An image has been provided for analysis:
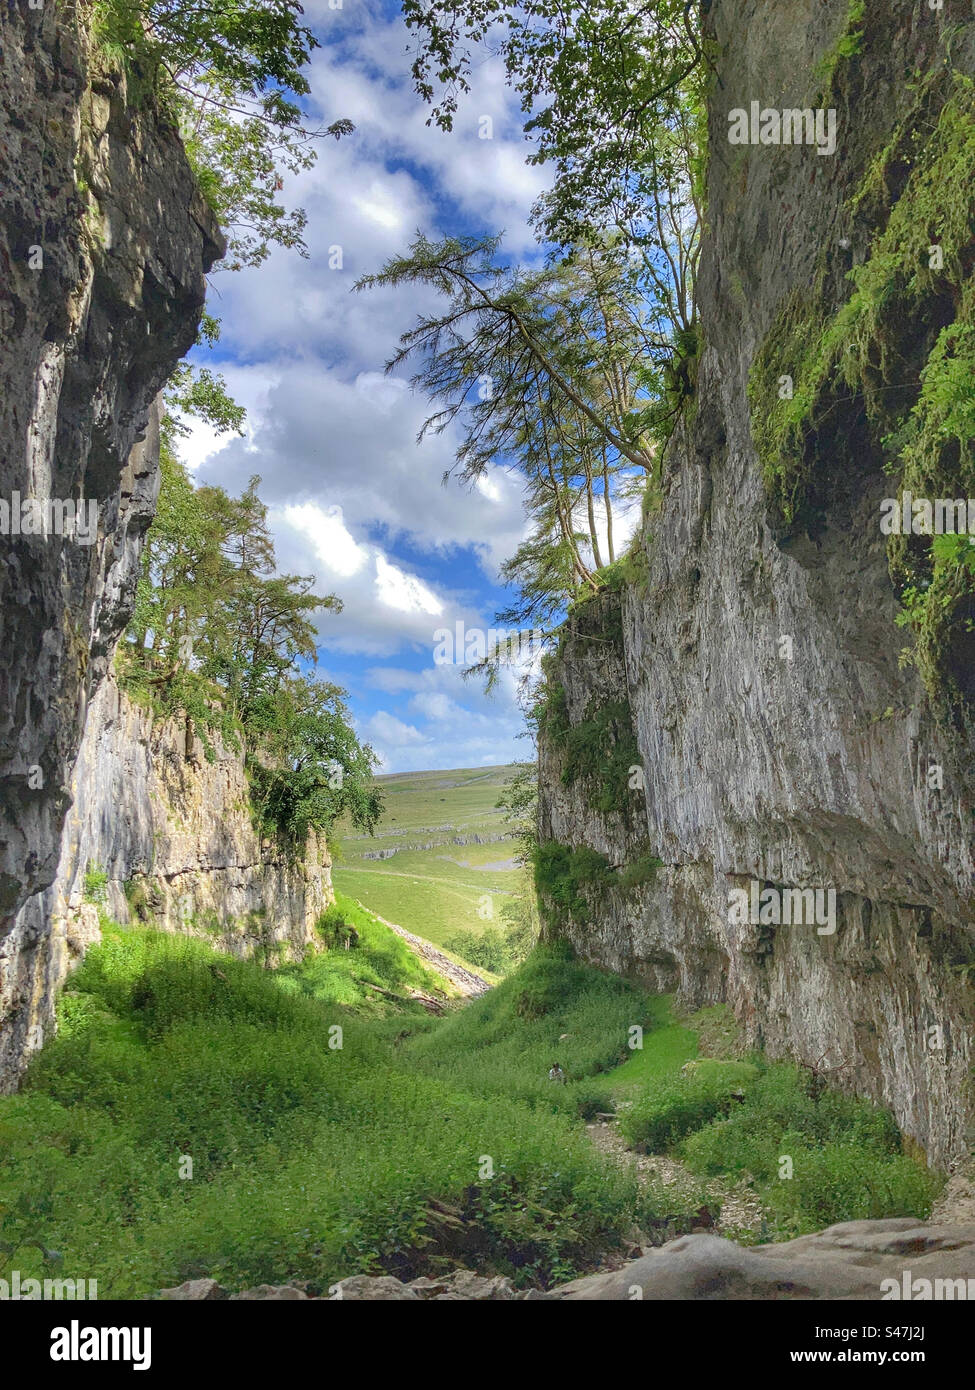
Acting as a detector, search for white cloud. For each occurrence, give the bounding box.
[374,553,444,616]
[278,501,369,578]
[196,364,528,583]
[409,690,462,722]
[366,710,428,747]
[179,4,551,771]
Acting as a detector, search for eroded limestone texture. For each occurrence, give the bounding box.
[537,0,975,1168]
[0,8,223,1084]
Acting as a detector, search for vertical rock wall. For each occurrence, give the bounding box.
[0,674,332,1089]
[537,0,975,1169]
[0,7,227,1085]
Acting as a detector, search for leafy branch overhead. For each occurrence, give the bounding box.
[90,0,355,271]
[359,1,703,633]
[401,0,705,255]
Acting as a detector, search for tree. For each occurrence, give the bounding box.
[401,0,705,268]
[91,2,354,422]
[399,0,705,445]
[248,678,384,846]
[362,5,706,638]
[121,462,381,847]
[357,234,657,626]
[90,0,352,263]
[497,761,538,867]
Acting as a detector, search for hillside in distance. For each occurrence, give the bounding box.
[332,764,526,947]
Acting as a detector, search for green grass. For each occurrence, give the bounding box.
[603,1009,941,1241]
[617,1062,762,1151]
[0,924,943,1298]
[0,930,661,1297]
[332,765,525,947]
[677,1063,939,1237]
[282,893,447,1006]
[597,995,697,1090]
[401,942,657,1119]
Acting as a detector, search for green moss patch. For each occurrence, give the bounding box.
[748,73,975,710]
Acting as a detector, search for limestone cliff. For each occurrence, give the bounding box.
[537,0,975,1169]
[0,9,324,1088]
[6,674,331,1066]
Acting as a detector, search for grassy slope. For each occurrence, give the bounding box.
[332,765,525,947]
[601,999,941,1239]
[0,927,652,1297]
[0,922,940,1299]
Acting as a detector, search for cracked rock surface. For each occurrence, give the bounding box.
[0,7,223,1087]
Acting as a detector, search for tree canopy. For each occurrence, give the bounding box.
[360,2,706,638]
[120,453,382,847]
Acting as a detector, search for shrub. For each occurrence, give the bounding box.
[675,1062,937,1239]
[617,1062,760,1151]
[443,922,530,975]
[532,840,615,927]
[83,865,109,905]
[765,1144,940,1235]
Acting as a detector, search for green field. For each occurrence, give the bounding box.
[332,764,527,946]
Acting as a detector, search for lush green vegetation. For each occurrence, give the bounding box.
[0,935,660,1296]
[607,1005,941,1241]
[119,455,382,850]
[679,1064,937,1236]
[532,839,662,932]
[402,942,653,1119]
[748,68,975,710]
[288,893,446,1008]
[0,924,941,1297]
[617,1061,763,1151]
[89,0,351,271]
[443,911,534,976]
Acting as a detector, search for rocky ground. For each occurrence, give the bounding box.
[930,1164,975,1226]
[585,1114,766,1243]
[373,911,492,998]
[159,1218,975,1301]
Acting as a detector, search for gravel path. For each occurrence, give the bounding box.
[586,1114,765,1242]
[369,909,492,998]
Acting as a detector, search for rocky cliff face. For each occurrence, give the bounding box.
[0,10,315,1088]
[68,680,331,957]
[538,0,975,1169]
[0,675,331,1087]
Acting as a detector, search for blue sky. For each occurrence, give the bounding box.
[182,0,557,772]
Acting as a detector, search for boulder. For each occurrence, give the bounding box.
[548,1220,975,1300]
[158,1279,228,1301]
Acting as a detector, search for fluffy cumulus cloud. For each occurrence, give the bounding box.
[184,3,549,770]
[360,662,531,772]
